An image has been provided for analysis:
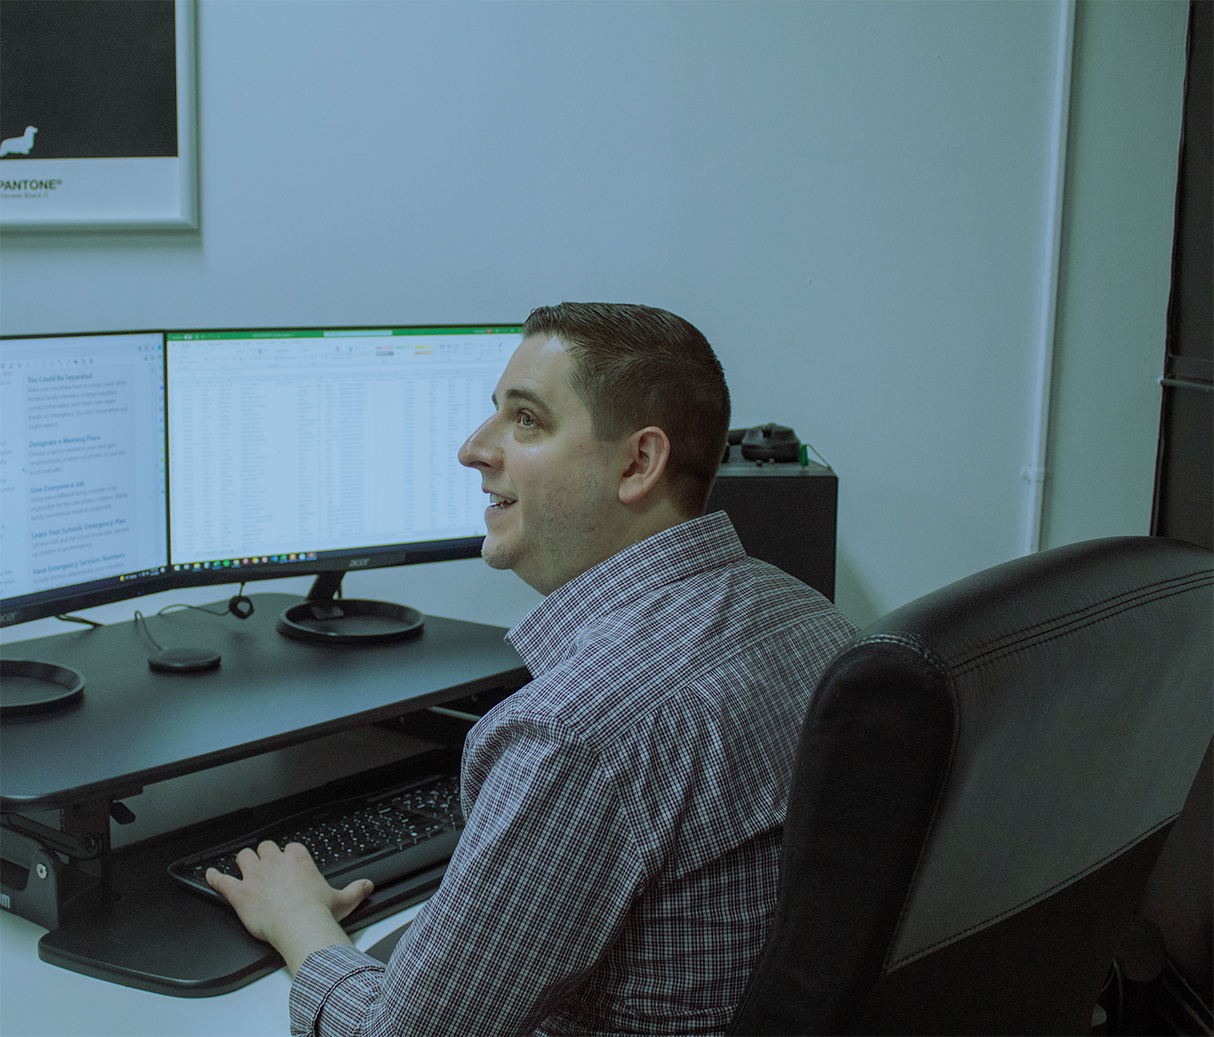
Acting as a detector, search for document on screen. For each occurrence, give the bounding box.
[0,333,168,602]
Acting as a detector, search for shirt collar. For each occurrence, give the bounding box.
[506,510,744,677]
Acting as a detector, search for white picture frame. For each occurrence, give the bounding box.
[0,0,197,232]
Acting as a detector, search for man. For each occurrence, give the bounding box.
[209,302,857,1035]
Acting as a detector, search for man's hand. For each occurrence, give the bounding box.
[206,841,373,976]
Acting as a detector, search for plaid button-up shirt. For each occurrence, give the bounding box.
[291,512,856,1036]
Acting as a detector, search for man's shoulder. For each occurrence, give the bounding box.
[619,550,853,656]
[485,553,855,745]
[461,553,857,879]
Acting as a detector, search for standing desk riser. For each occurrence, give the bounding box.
[0,593,529,995]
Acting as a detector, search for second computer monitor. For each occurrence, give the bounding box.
[164,325,521,589]
[1,330,170,625]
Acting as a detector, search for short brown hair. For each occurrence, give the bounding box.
[522,302,730,517]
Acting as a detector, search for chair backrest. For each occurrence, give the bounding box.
[730,536,1213,1035]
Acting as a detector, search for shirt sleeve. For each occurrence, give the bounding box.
[289,944,385,1037]
[289,714,646,1037]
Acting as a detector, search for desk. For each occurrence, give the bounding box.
[0,594,528,999]
[0,902,426,1037]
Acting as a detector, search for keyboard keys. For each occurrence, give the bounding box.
[168,773,463,902]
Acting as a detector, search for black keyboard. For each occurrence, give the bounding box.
[168,773,464,903]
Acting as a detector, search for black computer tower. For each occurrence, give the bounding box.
[706,456,838,601]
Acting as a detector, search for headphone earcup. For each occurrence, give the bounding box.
[228,595,254,620]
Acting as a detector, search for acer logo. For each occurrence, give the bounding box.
[348,558,371,568]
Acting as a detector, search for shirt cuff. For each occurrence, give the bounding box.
[289,943,386,1037]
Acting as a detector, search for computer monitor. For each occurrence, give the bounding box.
[163,324,520,641]
[1,331,171,626]
[1,324,521,638]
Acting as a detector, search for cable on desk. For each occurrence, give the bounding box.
[54,613,104,628]
[151,583,255,621]
[133,611,166,653]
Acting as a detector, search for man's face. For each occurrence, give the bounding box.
[458,335,628,594]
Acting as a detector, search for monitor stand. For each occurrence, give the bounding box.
[0,659,86,720]
[275,572,425,645]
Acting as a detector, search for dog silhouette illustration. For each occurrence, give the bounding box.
[1,127,38,156]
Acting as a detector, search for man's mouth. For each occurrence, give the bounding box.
[488,493,516,510]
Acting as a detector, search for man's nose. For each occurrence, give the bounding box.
[459,416,497,469]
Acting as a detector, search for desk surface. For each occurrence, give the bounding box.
[1,593,528,810]
[0,900,425,1036]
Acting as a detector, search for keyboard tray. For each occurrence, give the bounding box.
[168,772,464,902]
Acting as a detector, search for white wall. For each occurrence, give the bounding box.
[0,0,1187,640]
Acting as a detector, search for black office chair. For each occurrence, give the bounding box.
[731,536,1213,1035]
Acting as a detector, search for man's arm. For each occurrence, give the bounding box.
[284,729,645,1037]
[206,840,373,976]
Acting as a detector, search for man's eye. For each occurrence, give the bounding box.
[518,411,537,428]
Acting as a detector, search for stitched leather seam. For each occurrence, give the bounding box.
[952,570,1211,665]
[955,569,1211,663]
[884,813,1179,972]
[856,631,943,672]
[953,574,1211,677]
[855,571,1210,673]
[861,635,959,974]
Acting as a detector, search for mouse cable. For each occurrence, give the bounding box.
[155,583,249,619]
[54,613,104,628]
[134,579,249,650]
[133,610,165,652]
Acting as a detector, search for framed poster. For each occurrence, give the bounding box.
[0,0,197,232]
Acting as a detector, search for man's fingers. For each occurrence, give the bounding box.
[204,840,365,931]
[347,877,374,898]
[205,866,238,901]
[331,878,374,921]
[232,844,260,876]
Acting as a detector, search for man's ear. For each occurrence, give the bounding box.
[618,426,671,506]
